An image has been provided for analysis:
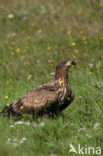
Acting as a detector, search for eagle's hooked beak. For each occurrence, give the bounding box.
[65,60,76,67]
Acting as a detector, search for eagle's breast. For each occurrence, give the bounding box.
[55,78,68,102]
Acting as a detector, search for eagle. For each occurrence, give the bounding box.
[1,59,76,117]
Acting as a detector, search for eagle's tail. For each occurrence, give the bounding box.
[0,104,20,117]
[1,104,13,116]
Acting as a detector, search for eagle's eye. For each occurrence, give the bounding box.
[64,60,68,65]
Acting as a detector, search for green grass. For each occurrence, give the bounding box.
[0,0,103,155]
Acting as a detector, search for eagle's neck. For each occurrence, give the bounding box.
[54,69,69,101]
[54,69,68,81]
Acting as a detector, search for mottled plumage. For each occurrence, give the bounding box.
[1,60,76,117]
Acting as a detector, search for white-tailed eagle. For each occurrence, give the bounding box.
[1,60,76,117]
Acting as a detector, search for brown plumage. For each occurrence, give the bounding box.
[1,60,76,117]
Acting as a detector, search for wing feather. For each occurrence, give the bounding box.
[12,88,58,114]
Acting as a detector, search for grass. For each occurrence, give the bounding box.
[0,0,103,155]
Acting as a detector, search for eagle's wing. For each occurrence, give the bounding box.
[12,85,58,115]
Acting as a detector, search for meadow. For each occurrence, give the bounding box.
[0,0,103,155]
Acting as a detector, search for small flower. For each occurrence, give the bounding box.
[80,30,84,34]
[11,52,14,56]
[78,127,85,133]
[48,46,51,50]
[50,63,54,67]
[58,88,61,92]
[7,103,10,106]
[67,30,71,36]
[89,63,93,68]
[59,27,63,31]
[70,42,76,46]
[74,49,79,54]
[93,122,100,130]
[86,134,92,138]
[6,81,10,84]
[16,48,20,53]
[26,46,30,49]
[11,42,15,45]
[40,36,44,39]
[27,75,32,80]
[20,137,27,144]
[9,78,12,82]
[72,56,76,60]
[20,106,24,110]
[15,121,30,125]
[27,36,31,40]
[21,30,25,34]
[88,71,92,75]
[61,80,64,84]
[84,41,88,44]
[67,97,70,100]
[100,3,103,7]
[5,96,8,99]
[32,23,36,27]
[21,56,25,59]
[84,53,88,57]
[82,36,87,40]
[8,14,14,19]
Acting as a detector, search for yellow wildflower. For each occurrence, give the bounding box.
[9,78,12,82]
[59,27,63,32]
[11,42,15,45]
[67,30,71,36]
[82,36,87,40]
[70,42,76,46]
[67,97,70,100]
[88,72,92,75]
[80,30,84,34]
[21,56,25,59]
[6,81,9,84]
[74,49,79,54]
[61,80,64,84]
[27,75,32,80]
[58,88,61,92]
[5,96,8,99]
[32,23,36,27]
[7,103,10,107]
[84,41,88,44]
[11,52,14,56]
[27,36,31,40]
[21,30,25,34]
[50,63,54,67]
[26,46,30,50]
[40,36,44,39]
[84,53,88,57]
[88,14,91,17]
[48,46,51,50]
[16,48,20,53]
[100,3,103,7]
[72,56,76,60]
[20,106,24,110]
[86,67,89,71]
[77,10,83,15]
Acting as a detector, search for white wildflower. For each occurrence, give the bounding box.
[10,125,15,128]
[15,121,30,125]
[86,134,92,138]
[89,63,93,68]
[8,14,14,19]
[20,137,27,144]
[93,122,100,130]
[6,138,11,144]
[78,127,85,133]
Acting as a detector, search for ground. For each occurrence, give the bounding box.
[0,0,103,156]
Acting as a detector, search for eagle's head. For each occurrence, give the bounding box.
[55,59,76,80]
